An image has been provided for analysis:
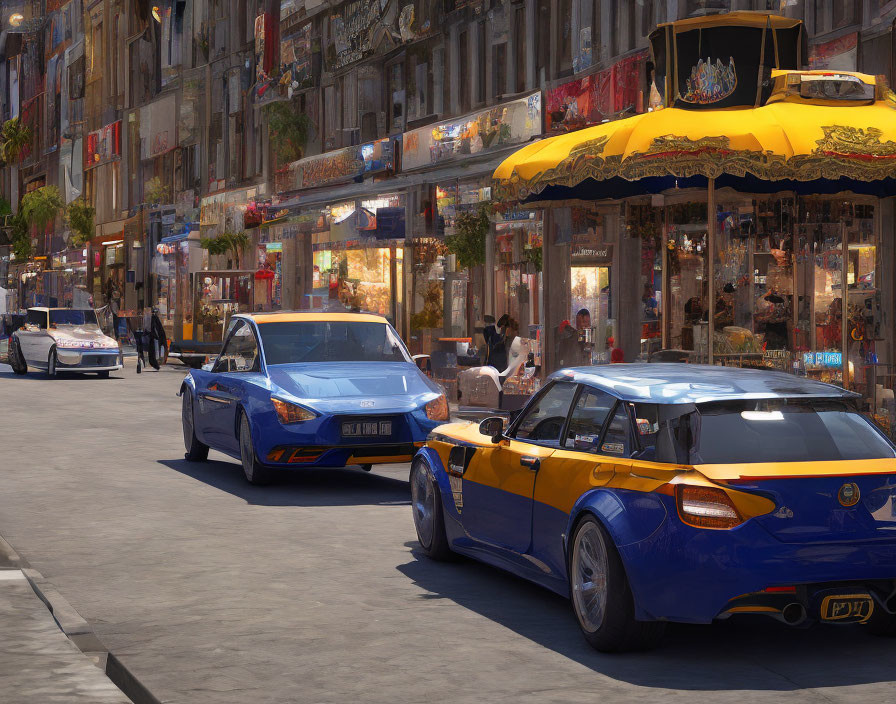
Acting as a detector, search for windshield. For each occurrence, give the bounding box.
[50,310,99,327]
[694,399,895,463]
[257,321,412,365]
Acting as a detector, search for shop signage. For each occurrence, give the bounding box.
[546,52,647,134]
[809,33,858,72]
[281,19,313,89]
[361,137,395,175]
[571,232,612,263]
[327,1,390,71]
[401,93,542,171]
[296,147,364,190]
[84,120,121,169]
[803,351,842,368]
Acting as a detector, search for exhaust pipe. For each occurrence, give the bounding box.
[781,602,807,625]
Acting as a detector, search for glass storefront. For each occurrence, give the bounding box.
[619,193,885,406]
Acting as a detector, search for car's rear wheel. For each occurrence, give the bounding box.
[410,458,452,560]
[97,370,111,378]
[47,347,57,378]
[569,515,665,652]
[359,463,372,472]
[239,412,273,485]
[182,392,209,461]
[8,338,27,375]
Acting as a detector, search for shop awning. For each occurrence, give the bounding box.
[494,70,896,204]
[160,232,190,244]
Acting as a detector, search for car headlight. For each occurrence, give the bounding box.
[272,398,317,424]
[424,394,450,421]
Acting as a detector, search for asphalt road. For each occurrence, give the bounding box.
[1,362,895,703]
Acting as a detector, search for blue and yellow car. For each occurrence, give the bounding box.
[179,312,449,484]
[410,364,896,651]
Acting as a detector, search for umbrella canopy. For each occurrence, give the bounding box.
[494,71,896,205]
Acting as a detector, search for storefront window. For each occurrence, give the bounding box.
[666,202,708,355]
[193,271,253,343]
[312,246,394,318]
[254,242,282,311]
[629,204,663,359]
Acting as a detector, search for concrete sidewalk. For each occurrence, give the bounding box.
[0,569,130,703]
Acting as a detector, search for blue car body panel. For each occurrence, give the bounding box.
[416,365,896,625]
[182,315,443,467]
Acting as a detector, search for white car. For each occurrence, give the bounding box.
[7,307,122,377]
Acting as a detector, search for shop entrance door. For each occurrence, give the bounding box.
[570,265,610,364]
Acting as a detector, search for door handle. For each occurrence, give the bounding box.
[520,456,540,471]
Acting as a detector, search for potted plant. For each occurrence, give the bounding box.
[21,185,65,233]
[1,117,32,165]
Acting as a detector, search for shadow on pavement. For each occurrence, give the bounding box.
[397,546,896,691]
[0,366,124,381]
[159,457,410,507]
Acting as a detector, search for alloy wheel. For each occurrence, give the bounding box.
[182,393,194,450]
[571,521,610,633]
[411,462,435,549]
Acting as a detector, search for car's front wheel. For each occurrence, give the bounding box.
[8,338,27,375]
[569,515,665,652]
[239,412,273,485]
[410,458,452,560]
[47,346,57,378]
[182,391,209,461]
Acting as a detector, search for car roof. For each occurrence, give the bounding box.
[238,311,388,325]
[549,364,859,404]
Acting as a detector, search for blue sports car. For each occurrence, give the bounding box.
[179,312,450,484]
[412,365,896,651]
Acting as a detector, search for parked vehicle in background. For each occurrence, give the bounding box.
[179,311,450,485]
[7,308,122,378]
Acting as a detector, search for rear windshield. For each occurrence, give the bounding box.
[694,400,895,463]
[50,309,98,327]
[257,321,411,365]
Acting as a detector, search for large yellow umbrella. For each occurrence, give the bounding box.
[494,71,896,205]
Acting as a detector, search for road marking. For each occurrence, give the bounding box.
[0,569,26,581]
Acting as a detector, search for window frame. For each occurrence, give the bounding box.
[212,318,263,374]
[506,380,581,449]
[560,383,620,454]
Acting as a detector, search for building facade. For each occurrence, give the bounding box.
[0,1,894,399]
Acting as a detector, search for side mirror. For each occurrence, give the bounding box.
[479,416,506,443]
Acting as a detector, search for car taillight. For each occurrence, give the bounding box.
[272,398,317,424]
[676,485,744,529]
[425,395,450,421]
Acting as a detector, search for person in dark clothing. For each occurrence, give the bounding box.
[147,308,168,370]
[487,314,510,371]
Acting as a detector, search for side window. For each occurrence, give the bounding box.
[564,387,617,453]
[512,382,578,447]
[214,321,260,373]
[26,310,47,329]
[599,404,633,457]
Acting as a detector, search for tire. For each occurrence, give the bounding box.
[239,412,273,485]
[97,370,111,378]
[569,515,665,652]
[8,338,28,375]
[47,347,57,378]
[182,391,209,461]
[410,458,453,560]
[866,606,896,637]
[359,463,373,472]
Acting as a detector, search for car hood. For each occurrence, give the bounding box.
[268,361,441,413]
[49,325,119,348]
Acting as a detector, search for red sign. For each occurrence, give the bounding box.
[85,121,121,169]
[546,51,647,135]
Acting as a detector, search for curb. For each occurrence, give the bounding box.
[0,535,161,704]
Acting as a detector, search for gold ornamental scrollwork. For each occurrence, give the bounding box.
[496,123,896,204]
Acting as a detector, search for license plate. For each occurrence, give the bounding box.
[820,594,874,622]
[342,421,392,437]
